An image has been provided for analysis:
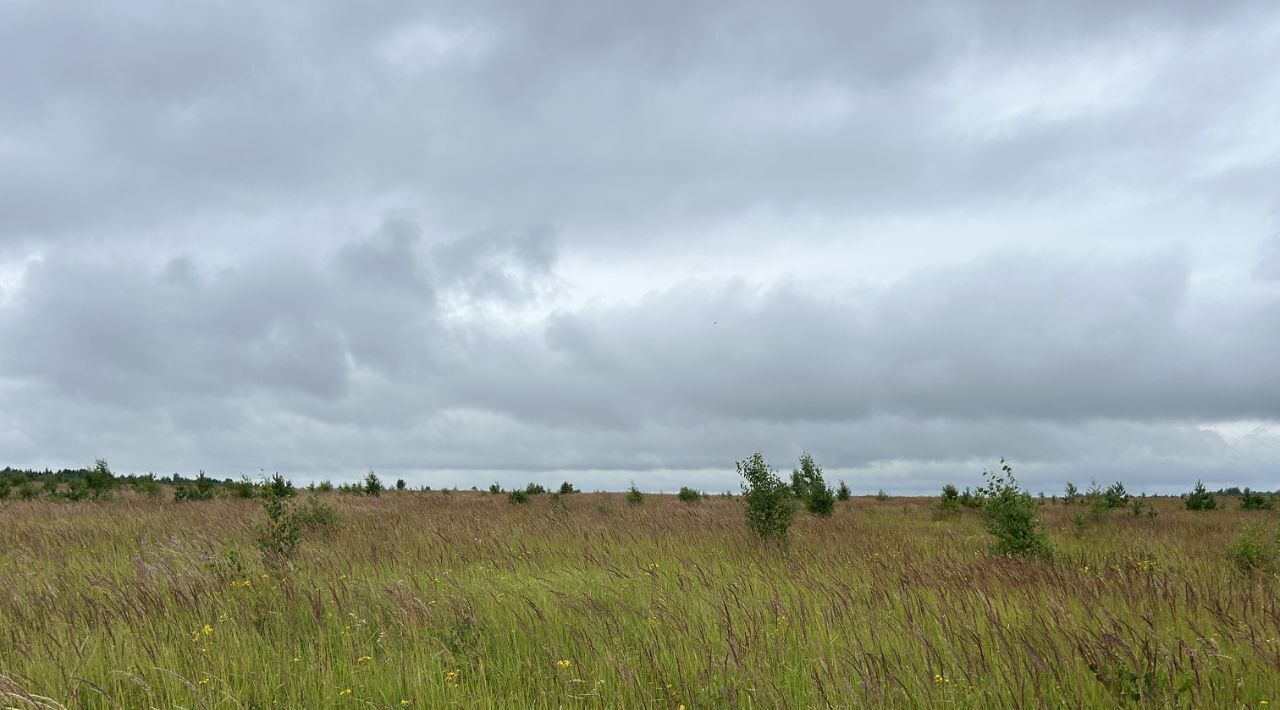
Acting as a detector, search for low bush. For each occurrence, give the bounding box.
[977,459,1053,559]
[739,452,797,541]
[1240,488,1274,511]
[1185,480,1216,511]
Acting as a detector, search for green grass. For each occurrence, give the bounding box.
[0,492,1277,707]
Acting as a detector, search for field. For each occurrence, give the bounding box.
[1,491,1278,708]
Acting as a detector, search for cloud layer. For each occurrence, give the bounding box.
[2,1,1278,492]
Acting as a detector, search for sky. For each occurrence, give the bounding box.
[1,1,1278,494]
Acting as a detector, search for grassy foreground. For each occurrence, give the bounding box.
[1,492,1278,708]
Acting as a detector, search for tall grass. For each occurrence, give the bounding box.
[0,492,1277,707]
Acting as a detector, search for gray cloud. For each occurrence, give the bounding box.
[1,1,1278,491]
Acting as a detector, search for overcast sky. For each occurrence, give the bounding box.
[2,1,1278,493]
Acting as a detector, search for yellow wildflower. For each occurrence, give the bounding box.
[338,688,352,696]
[202,624,213,636]
[197,678,209,686]
[933,673,950,685]
[357,655,372,663]
[556,659,573,669]
[401,701,411,707]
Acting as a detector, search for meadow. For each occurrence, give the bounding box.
[1,486,1278,708]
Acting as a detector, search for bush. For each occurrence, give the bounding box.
[263,473,294,499]
[255,489,334,565]
[84,459,117,500]
[1103,482,1129,509]
[793,453,834,517]
[558,481,578,495]
[524,483,547,496]
[489,483,502,494]
[363,471,382,497]
[0,476,9,499]
[1063,482,1079,504]
[959,487,983,509]
[677,486,702,502]
[875,489,890,502]
[1240,489,1274,511]
[317,480,334,493]
[1130,499,1157,518]
[836,480,851,501]
[626,482,644,505]
[132,473,163,498]
[1227,524,1277,575]
[934,483,962,519]
[507,489,529,505]
[174,472,217,502]
[229,476,257,499]
[1185,480,1216,511]
[395,479,407,491]
[739,452,797,541]
[977,459,1053,559]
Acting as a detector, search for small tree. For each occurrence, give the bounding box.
[84,459,117,500]
[935,483,962,518]
[395,479,407,491]
[793,452,834,517]
[1063,482,1078,504]
[363,471,382,497]
[976,459,1053,559]
[558,481,578,495]
[739,452,797,541]
[677,486,702,502]
[1185,480,1216,511]
[1103,482,1129,509]
[263,473,294,499]
[875,489,890,502]
[835,480,851,501]
[626,482,644,505]
[1240,489,1274,511]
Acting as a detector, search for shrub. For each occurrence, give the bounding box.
[835,480,851,501]
[1240,489,1274,511]
[1063,482,1078,504]
[507,489,529,505]
[793,453,834,517]
[875,489,890,502]
[626,482,644,505]
[84,459,117,500]
[229,476,257,499]
[254,490,333,565]
[132,473,163,498]
[1227,524,1277,575]
[558,481,578,495]
[396,479,407,491]
[1103,482,1129,509]
[174,472,216,502]
[489,483,502,495]
[934,483,962,519]
[959,487,983,509]
[363,471,383,497]
[317,480,334,493]
[739,452,797,541]
[977,459,1053,559]
[1185,480,1216,511]
[43,478,59,497]
[263,473,295,499]
[677,486,702,502]
[524,483,547,496]
[1130,499,1157,518]
[0,476,9,499]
